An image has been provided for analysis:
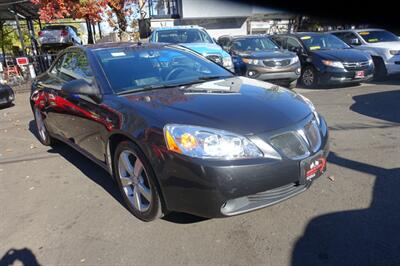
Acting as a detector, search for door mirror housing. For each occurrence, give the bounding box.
[292,46,305,55]
[61,79,101,102]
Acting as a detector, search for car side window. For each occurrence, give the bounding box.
[286,38,302,52]
[51,51,93,82]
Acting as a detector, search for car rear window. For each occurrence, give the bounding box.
[43,25,67,30]
[155,29,213,44]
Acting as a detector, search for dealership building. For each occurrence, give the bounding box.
[146,0,296,38]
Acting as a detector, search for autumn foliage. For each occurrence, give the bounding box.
[31,0,139,33]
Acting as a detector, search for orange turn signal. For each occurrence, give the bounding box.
[165,130,182,153]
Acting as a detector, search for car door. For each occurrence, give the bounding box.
[287,37,308,64]
[54,50,111,162]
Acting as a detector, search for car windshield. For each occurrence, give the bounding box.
[154,29,213,44]
[232,37,279,51]
[300,34,350,51]
[95,46,233,94]
[358,30,399,43]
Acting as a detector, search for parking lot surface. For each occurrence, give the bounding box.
[1,80,399,266]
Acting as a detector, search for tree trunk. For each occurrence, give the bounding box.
[0,22,6,65]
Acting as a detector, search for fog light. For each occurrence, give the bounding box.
[247,71,257,77]
[295,68,301,75]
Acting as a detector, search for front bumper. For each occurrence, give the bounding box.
[319,65,374,84]
[244,62,301,82]
[157,115,329,218]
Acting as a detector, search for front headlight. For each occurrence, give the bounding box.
[164,124,279,160]
[291,56,299,64]
[389,50,400,55]
[322,60,344,69]
[222,56,233,68]
[298,94,321,125]
[242,58,262,66]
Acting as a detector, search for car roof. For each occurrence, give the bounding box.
[330,28,385,33]
[273,32,328,38]
[152,25,205,31]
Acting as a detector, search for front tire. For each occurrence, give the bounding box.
[113,141,164,222]
[33,106,54,146]
[372,56,387,81]
[301,66,319,88]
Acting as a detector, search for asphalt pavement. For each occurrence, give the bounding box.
[0,79,399,266]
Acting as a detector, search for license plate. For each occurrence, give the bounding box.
[299,152,327,184]
[355,70,365,78]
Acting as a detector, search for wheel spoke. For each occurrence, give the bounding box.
[133,186,142,211]
[138,183,152,201]
[133,158,144,178]
[120,152,134,176]
[120,176,133,187]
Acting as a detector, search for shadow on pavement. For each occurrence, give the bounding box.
[28,120,125,210]
[292,152,400,266]
[350,90,400,123]
[0,248,41,266]
[162,212,209,224]
[366,74,400,86]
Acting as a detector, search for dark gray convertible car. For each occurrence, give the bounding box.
[31,42,329,221]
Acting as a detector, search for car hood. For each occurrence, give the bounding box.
[120,77,312,135]
[181,43,230,57]
[365,41,400,49]
[312,48,370,62]
[238,49,296,59]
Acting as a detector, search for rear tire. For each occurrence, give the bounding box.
[113,141,164,222]
[33,106,54,146]
[301,66,319,88]
[372,56,387,81]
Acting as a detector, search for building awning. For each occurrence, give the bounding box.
[0,0,40,21]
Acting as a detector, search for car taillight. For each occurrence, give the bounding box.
[38,31,43,37]
[61,30,68,36]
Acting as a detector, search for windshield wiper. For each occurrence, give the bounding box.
[117,84,179,95]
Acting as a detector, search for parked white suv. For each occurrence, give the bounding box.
[330,29,400,80]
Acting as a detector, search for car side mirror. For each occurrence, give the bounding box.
[61,79,101,102]
[293,47,305,55]
[350,38,360,46]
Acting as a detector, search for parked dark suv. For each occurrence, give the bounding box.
[271,33,374,88]
[218,35,301,88]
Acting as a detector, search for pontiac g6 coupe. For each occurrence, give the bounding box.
[31,43,329,221]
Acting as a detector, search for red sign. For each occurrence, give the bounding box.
[16,57,29,66]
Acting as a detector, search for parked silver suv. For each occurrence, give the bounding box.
[38,25,82,50]
[330,29,400,80]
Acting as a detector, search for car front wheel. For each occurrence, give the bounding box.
[301,66,318,88]
[113,141,164,221]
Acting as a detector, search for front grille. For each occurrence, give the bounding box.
[270,132,309,159]
[343,61,369,70]
[263,59,291,68]
[221,182,309,215]
[269,118,322,159]
[206,55,223,65]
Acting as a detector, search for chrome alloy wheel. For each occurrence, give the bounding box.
[302,68,315,86]
[34,107,47,142]
[118,150,152,212]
